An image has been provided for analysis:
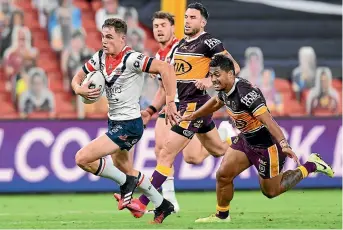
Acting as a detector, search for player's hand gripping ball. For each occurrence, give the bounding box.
[81,71,105,104]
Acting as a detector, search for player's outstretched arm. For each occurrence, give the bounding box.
[151,81,167,112]
[256,111,300,165]
[183,96,224,121]
[148,59,178,125]
[141,81,166,125]
[71,69,101,99]
[148,60,176,104]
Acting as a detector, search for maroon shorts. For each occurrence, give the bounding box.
[229,135,287,179]
[171,101,215,139]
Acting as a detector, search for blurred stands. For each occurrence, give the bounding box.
[0,0,341,119]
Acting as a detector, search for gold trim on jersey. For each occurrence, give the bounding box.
[174,54,210,80]
[179,103,197,129]
[174,51,204,57]
[253,105,268,117]
[226,109,264,133]
[268,144,279,178]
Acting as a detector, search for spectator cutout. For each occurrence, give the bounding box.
[259,69,284,116]
[18,68,55,119]
[292,46,317,101]
[239,47,264,85]
[49,0,81,52]
[306,67,339,116]
[95,0,127,31]
[61,28,93,91]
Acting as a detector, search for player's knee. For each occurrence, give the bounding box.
[75,149,88,168]
[261,189,278,199]
[154,144,163,158]
[157,147,174,166]
[183,155,203,165]
[216,168,234,184]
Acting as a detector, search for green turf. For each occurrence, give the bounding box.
[0,190,341,229]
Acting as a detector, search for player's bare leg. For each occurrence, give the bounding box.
[195,147,251,223]
[138,130,191,209]
[75,135,139,209]
[259,153,334,198]
[111,146,175,220]
[154,117,180,212]
[196,127,230,157]
[182,126,231,165]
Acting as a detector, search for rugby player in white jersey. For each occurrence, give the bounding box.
[71,18,179,223]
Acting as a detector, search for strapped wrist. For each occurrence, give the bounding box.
[280,139,291,149]
[146,105,157,116]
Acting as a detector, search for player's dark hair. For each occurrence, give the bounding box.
[152,11,175,25]
[210,54,235,75]
[102,18,127,35]
[187,2,209,20]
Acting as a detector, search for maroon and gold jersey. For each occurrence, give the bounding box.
[173,32,227,102]
[218,78,275,148]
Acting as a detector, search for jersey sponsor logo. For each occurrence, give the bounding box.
[240,91,261,107]
[204,38,222,49]
[105,86,122,99]
[174,59,192,75]
[234,119,247,129]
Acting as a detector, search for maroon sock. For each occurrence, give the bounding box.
[139,170,167,206]
[303,161,317,174]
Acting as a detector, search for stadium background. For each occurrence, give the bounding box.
[0,0,341,229]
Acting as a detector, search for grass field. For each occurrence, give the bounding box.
[0,190,341,229]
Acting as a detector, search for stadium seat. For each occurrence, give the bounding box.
[282,92,306,116]
[91,0,103,12]
[0,112,19,119]
[85,112,107,119]
[74,0,90,10]
[27,112,50,119]
[57,112,78,119]
[13,0,32,10]
[274,78,292,94]
[332,79,342,92]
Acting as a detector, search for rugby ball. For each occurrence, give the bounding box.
[81,71,105,104]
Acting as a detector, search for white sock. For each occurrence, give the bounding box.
[162,176,176,197]
[95,157,126,186]
[137,173,163,208]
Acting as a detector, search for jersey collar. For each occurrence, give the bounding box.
[225,78,240,96]
[185,31,206,42]
[157,37,178,57]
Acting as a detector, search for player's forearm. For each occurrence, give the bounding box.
[71,70,85,94]
[192,97,222,119]
[151,84,166,111]
[233,62,240,75]
[257,112,288,146]
[159,65,177,103]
